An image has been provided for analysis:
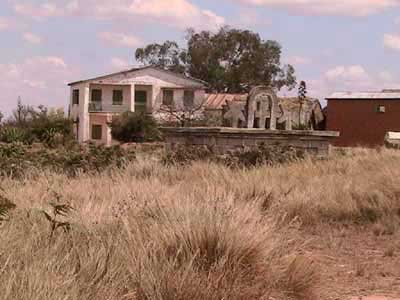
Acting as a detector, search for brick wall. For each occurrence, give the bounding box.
[327,99,400,147]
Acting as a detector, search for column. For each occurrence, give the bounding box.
[78,84,90,143]
[130,84,135,112]
[106,115,113,146]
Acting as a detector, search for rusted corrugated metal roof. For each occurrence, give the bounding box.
[327,90,400,100]
[205,93,319,110]
[205,94,247,110]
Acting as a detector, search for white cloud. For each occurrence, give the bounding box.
[98,32,143,48]
[14,0,225,30]
[234,10,271,28]
[0,56,79,116]
[111,57,131,69]
[0,17,11,30]
[15,3,63,20]
[295,65,400,102]
[285,56,310,66]
[234,0,399,16]
[384,33,400,51]
[23,32,42,44]
[324,65,369,82]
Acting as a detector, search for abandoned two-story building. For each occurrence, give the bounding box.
[69,66,327,145]
[68,66,206,145]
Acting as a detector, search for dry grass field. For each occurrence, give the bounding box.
[1,147,400,299]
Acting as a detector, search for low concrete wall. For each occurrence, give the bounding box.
[162,127,340,157]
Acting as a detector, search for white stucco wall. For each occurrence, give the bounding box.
[68,67,207,144]
[89,84,131,113]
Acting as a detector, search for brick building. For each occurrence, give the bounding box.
[326,90,400,147]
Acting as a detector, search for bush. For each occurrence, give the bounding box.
[111,112,160,143]
[1,105,74,147]
[0,142,136,178]
[0,127,31,144]
[162,144,305,168]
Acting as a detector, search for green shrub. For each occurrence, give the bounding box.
[0,143,136,178]
[2,104,74,147]
[161,145,214,165]
[224,144,305,168]
[0,127,31,144]
[111,112,160,143]
[162,144,305,167]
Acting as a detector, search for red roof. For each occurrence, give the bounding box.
[205,94,247,110]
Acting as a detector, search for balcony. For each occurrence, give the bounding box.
[89,101,102,112]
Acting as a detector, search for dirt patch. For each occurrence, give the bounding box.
[350,296,400,300]
[301,224,400,299]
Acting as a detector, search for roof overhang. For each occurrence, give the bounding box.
[68,66,207,88]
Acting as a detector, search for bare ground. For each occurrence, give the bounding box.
[301,225,400,299]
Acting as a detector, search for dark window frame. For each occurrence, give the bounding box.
[163,89,174,106]
[113,89,123,105]
[91,89,102,102]
[91,124,102,140]
[72,89,79,105]
[183,90,195,108]
[135,90,147,113]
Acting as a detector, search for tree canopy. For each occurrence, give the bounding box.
[135,27,296,93]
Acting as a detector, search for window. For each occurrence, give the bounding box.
[256,102,261,111]
[91,89,102,102]
[163,89,174,106]
[91,124,102,140]
[253,118,260,128]
[72,89,79,105]
[113,90,123,105]
[135,90,147,113]
[265,118,271,129]
[184,90,195,108]
[376,105,386,113]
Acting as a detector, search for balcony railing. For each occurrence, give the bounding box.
[89,101,102,112]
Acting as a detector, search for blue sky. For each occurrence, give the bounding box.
[2,0,400,115]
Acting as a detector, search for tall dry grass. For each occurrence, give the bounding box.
[1,147,400,299]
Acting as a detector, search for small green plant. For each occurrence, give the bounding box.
[0,127,30,144]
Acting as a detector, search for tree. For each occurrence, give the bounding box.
[135,41,188,74]
[11,97,35,127]
[0,111,3,124]
[134,27,296,93]
[158,99,207,127]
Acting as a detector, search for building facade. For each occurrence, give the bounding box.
[68,66,206,145]
[326,90,400,147]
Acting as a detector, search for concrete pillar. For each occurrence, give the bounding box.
[130,84,135,112]
[150,85,158,113]
[286,114,292,130]
[270,102,277,130]
[78,84,90,143]
[246,103,255,128]
[106,115,113,146]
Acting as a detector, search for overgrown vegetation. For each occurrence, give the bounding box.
[135,27,296,93]
[0,142,135,178]
[2,148,400,299]
[0,101,74,147]
[111,111,161,143]
[162,144,305,167]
